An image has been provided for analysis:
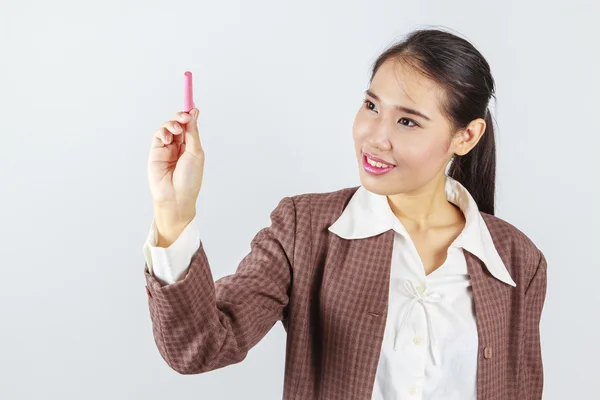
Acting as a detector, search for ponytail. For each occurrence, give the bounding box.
[447,109,497,215]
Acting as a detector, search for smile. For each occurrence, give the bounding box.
[363,153,396,176]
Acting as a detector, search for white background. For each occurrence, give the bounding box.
[1,0,598,398]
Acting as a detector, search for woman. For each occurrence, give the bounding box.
[144,29,547,400]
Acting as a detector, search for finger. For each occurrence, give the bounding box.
[184,108,203,156]
[170,112,194,144]
[170,111,194,124]
[160,120,184,136]
[151,127,173,148]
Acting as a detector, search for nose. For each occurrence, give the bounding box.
[367,125,392,151]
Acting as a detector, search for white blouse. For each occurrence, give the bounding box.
[143,175,517,400]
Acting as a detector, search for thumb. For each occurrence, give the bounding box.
[185,108,202,156]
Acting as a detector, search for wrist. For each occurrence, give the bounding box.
[153,202,196,221]
[153,204,196,247]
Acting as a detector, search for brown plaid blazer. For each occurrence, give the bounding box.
[144,186,547,400]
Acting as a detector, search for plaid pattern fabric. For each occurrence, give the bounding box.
[144,187,547,399]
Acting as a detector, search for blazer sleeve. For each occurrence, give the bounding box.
[519,249,548,399]
[143,196,296,374]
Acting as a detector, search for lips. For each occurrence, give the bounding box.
[362,154,396,176]
[363,152,396,166]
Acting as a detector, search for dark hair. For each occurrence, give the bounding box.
[369,28,497,215]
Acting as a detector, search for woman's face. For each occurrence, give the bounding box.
[352,58,468,196]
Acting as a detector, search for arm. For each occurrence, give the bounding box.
[143,215,200,284]
[143,196,296,374]
[519,250,548,399]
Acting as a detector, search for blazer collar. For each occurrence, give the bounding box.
[328,175,516,287]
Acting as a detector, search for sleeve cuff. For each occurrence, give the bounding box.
[142,215,201,284]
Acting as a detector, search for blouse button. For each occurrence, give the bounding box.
[484,346,493,359]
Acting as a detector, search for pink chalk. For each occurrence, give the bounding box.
[183,71,194,112]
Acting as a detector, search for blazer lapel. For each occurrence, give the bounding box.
[319,228,395,397]
[465,249,511,399]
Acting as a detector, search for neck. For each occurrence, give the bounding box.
[386,173,463,232]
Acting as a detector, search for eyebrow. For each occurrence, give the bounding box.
[365,89,432,121]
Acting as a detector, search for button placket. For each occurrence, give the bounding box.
[393,279,444,365]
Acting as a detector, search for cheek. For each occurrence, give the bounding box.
[352,114,372,155]
[392,136,450,168]
[352,112,369,141]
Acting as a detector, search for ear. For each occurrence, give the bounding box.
[452,118,486,156]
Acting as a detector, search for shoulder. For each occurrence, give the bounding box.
[282,186,360,227]
[291,186,359,207]
[479,212,547,289]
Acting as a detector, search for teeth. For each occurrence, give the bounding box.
[367,156,391,168]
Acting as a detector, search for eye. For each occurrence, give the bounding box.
[398,117,418,128]
[363,99,377,112]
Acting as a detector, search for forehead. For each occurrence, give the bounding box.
[370,58,443,117]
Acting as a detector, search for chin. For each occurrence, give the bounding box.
[359,173,402,196]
